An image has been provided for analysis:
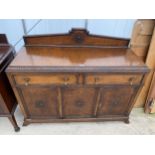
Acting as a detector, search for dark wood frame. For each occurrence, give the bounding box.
[0,34,20,132]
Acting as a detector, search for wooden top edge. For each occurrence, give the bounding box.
[9,46,147,70]
[24,44,129,49]
[6,65,149,73]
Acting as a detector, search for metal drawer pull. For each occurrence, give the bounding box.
[23,77,30,86]
[129,77,135,86]
[63,76,69,85]
[94,76,100,84]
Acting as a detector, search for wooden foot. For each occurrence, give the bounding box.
[23,119,29,126]
[124,119,130,124]
[8,115,20,132]
[15,126,20,132]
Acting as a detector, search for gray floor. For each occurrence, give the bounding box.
[0,107,155,135]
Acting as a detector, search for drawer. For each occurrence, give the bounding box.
[14,74,77,85]
[85,74,143,85]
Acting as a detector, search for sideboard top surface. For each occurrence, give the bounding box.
[10,46,146,67]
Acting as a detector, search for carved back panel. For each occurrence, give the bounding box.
[24,29,130,47]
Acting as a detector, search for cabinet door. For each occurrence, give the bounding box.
[97,86,135,116]
[62,87,97,118]
[19,87,59,118]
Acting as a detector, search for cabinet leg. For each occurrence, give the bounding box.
[8,115,20,132]
[124,118,130,124]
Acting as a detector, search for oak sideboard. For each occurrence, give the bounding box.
[6,29,149,126]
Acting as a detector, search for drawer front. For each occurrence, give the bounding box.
[14,74,77,85]
[85,74,142,85]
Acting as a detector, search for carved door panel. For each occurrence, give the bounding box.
[62,87,97,118]
[19,87,59,118]
[97,86,135,116]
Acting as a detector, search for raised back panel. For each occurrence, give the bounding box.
[0,34,8,44]
[24,29,130,47]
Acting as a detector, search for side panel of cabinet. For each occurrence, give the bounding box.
[97,86,136,116]
[0,94,7,114]
[61,87,98,118]
[0,102,3,114]
[18,87,59,118]
[0,71,16,113]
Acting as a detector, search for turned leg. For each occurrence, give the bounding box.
[8,115,20,132]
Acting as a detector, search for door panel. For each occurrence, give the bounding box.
[97,86,135,116]
[20,87,59,118]
[62,87,97,118]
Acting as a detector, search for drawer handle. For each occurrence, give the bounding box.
[94,76,100,84]
[63,76,69,85]
[129,77,135,86]
[23,77,30,86]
